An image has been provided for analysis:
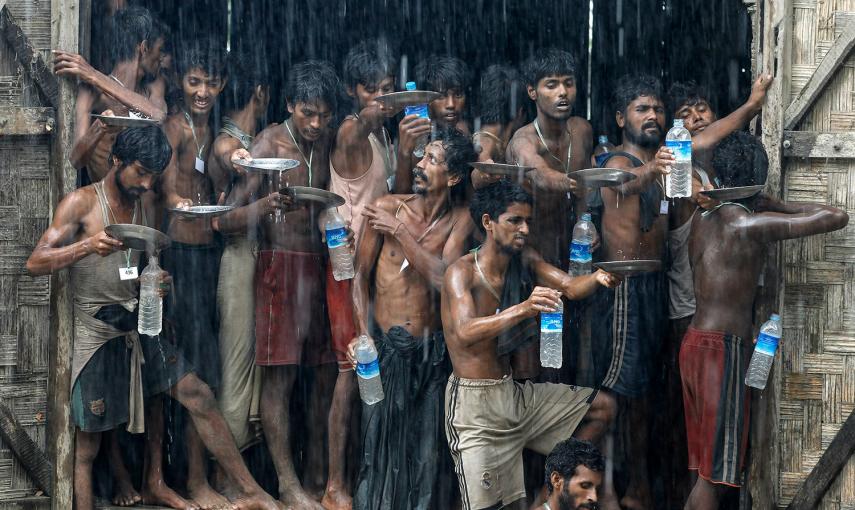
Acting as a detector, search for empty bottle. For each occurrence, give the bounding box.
[665,119,692,198]
[138,255,163,336]
[404,81,430,157]
[745,314,782,390]
[355,335,385,405]
[569,213,596,277]
[540,300,564,368]
[593,135,615,167]
[325,208,354,281]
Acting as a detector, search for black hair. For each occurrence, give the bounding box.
[284,60,341,114]
[222,47,270,112]
[176,37,227,80]
[712,131,768,189]
[543,438,605,495]
[432,125,478,180]
[111,126,172,174]
[469,180,533,233]
[521,48,577,87]
[342,38,397,91]
[667,81,712,116]
[107,6,164,66]
[414,56,470,93]
[613,74,663,114]
[479,64,529,125]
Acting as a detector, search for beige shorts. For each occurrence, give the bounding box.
[444,374,595,510]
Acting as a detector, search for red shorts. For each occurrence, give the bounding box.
[679,327,751,487]
[325,264,356,371]
[255,250,335,366]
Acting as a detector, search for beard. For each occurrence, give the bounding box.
[497,237,525,255]
[412,169,429,196]
[557,491,598,510]
[625,120,663,149]
[115,168,146,199]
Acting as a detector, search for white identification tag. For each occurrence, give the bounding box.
[119,266,139,280]
[195,157,205,173]
[660,200,669,215]
[400,258,410,272]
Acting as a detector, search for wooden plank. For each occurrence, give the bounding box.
[0,108,55,136]
[0,398,51,494]
[787,410,855,510]
[783,132,855,158]
[783,19,855,130]
[0,6,59,108]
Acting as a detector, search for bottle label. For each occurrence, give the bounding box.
[404,105,430,119]
[540,312,563,333]
[326,227,347,248]
[665,140,692,161]
[755,332,779,356]
[357,359,380,378]
[569,241,592,263]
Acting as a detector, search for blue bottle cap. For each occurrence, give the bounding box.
[405,81,417,91]
[770,313,781,321]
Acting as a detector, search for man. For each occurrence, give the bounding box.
[441,180,618,510]
[54,6,168,184]
[538,438,605,510]
[25,127,279,510]
[346,127,477,510]
[219,60,341,510]
[682,132,847,509]
[473,64,529,164]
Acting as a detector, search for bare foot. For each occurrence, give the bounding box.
[233,492,286,510]
[280,489,325,510]
[141,479,200,510]
[320,488,352,510]
[112,479,142,506]
[188,482,235,510]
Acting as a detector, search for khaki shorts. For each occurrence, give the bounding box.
[444,374,595,509]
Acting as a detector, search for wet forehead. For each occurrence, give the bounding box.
[296,100,331,115]
[628,95,664,109]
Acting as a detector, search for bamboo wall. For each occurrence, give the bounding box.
[779,1,855,507]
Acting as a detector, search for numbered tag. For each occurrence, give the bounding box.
[659,200,670,215]
[195,157,205,173]
[119,266,139,280]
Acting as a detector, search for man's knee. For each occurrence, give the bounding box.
[75,431,102,465]
[590,391,617,425]
[175,373,217,414]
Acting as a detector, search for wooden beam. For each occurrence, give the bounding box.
[0,398,53,494]
[0,107,56,136]
[0,6,60,108]
[783,19,855,130]
[783,131,855,159]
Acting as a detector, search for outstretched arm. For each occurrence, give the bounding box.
[506,136,577,194]
[736,202,849,242]
[528,249,621,300]
[691,74,773,152]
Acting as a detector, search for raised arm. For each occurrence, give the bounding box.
[393,114,432,193]
[735,202,849,243]
[691,74,772,153]
[528,248,620,300]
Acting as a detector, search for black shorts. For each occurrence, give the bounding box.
[71,335,131,433]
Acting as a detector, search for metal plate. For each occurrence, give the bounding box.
[91,114,158,127]
[234,158,301,173]
[699,185,764,201]
[375,90,443,110]
[568,168,638,187]
[105,224,170,252]
[469,162,535,177]
[594,260,662,276]
[168,205,235,218]
[280,186,345,208]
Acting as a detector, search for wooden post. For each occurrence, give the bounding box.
[48,0,79,508]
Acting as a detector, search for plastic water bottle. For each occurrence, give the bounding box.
[138,255,163,336]
[569,213,596,277]
[404,81,430,157]
[593,135,615,167]
[325,208,354,281]
[540,300,564,368]
[665,119,692,198]
[355,335,385,405]
[745,314,782,390]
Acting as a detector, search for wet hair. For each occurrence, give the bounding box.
[712,131,769,189]
[479,64,529,125]
[414,56,470,93]
[522,48,577,87]
[667,81,712,116]
[107,6,165,66]
[469,180,533,233]
[342,38,397,91]
[284,60,341,114]
[432,125,478,180]
[110,126,172,174]
[544,438,605,495]
[176,37,227,80]
[222,48,270,112]
[613,74,663,114]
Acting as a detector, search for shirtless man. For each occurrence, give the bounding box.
[346,127,477,510]
[219,60,340,510]
[536,439,605,510]
[682,132,848,510]
[54,6,168,184]
[441,180,618,510]
[26,127,279,510]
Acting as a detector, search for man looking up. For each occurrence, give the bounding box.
[441,180,618,510]
[537,438,606,510]
[347,127,477,510]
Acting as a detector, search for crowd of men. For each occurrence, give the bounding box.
[27,5,849,510]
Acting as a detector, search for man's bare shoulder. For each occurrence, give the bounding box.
[602,147,638,170]
[57,186,97,220]
[163,113,188,139]
[568,116,593,137]
[213,133,242,155]
[446,252,476,285]
[508,123,537,146]
[372,193,413,212]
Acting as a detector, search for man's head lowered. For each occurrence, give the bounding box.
[470,180,533,254]
[712,131,769,190]
[343,38,396,111]
[479,64,529,126]
[415,56,469,127]
[668,80,716,135]
[176,38,227,117]
[108,6,166,77]
[614,74,665,149]
[285,60,341,143]
[110,126,172,199]
[544,438,605,510]
[412,126,477,196]
[523,48,578,121]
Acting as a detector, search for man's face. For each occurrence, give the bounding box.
[140,37,165,77]
[287,100,333,142]
[114,159,157,199]
[486,202,531,255]
[555,466,602,510]
[182,68,225,116]
[352,77,395,114]
[413,140,458,195]
[529,74,576,121]
[675,99,717,135]
[429,88,466,127]
[619,95,665,149]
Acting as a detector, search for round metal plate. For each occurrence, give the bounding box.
[105,224,171,252]
[594,259,662,276]
[168,205,235,218]
[469,162,535,177]
[699,185,764,201]
[234,158,301,173]
[375,90,443,110]
[280,186,345,208]
[568,168,638,187]
[91,114,158,127]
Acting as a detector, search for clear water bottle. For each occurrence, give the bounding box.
[138,255,163,336]
[593,135,615,167]
[540,300,564,368]
[569,213,596,277]
[325,208,354,281]
[665,119,692,198]
[745,314,782,390]
[404,81,430,158]
[355,335,385,405]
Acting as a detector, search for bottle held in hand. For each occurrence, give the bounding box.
[325,208,354,281]
[745,314,782,390]
[665,119,692,198]
[540,300,564,368]
[404,81,430,158]
[355,335,385,405]
[138,255,163,336]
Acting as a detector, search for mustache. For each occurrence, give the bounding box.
[413,170,428,181]
[642,121,662,131]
